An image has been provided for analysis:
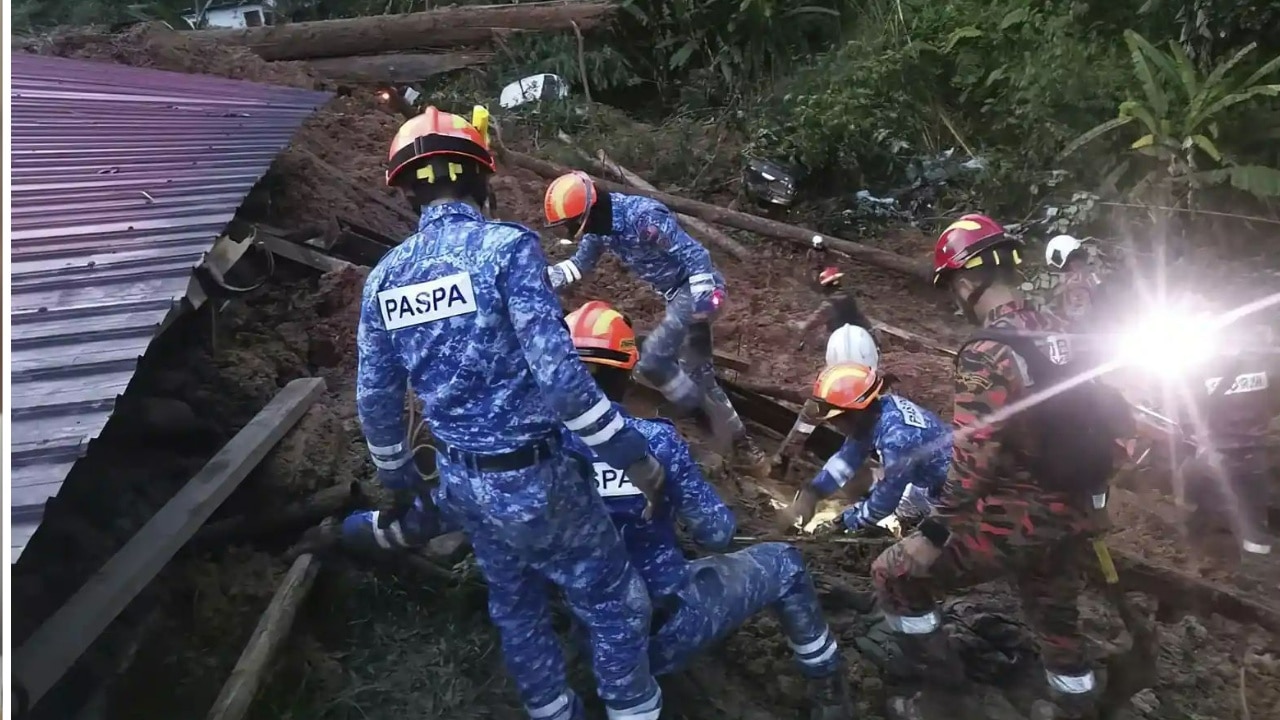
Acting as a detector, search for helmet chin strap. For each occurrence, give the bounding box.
[955,276,995,325]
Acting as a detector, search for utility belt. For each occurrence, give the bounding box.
[435,434,561,473]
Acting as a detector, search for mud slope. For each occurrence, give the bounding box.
[40,22,1279,720]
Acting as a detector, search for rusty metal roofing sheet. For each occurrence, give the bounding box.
[10,52,332,562]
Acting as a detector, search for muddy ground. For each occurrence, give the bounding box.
[22,22,1280,720]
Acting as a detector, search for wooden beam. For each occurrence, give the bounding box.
[14,377,328,708]
[497,143,934,282]
[205,553,321,720]
[261,234,355,275]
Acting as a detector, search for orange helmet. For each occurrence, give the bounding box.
[818,266,845,287]
[565,301,638,370]
[386,105,495,187]
[812,362,885,415]
[544,171,598,227]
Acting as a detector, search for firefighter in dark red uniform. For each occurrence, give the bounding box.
[871,214,1103,720]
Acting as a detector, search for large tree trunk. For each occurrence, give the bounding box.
[306,52,491,83]
[192,1,618,61]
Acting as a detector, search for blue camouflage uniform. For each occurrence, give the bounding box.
[356,201,661,720]
[341,406,841,680]
[545,194,746,443]
[582,408,842,678]
[810,394,951,530]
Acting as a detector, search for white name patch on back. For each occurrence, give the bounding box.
[378,272,477,331]
[593,462,641,498]
[892,396,929,429]
[1205,372,1269,396]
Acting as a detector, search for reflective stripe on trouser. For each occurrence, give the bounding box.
[650,542,840,679]
[871,528,1089,674]
[437,450,660,718]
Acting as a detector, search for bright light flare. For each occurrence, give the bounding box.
[1114,306,1218,377]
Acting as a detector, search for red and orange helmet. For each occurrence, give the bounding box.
[386,105,495,187]
[565,300,638,370]
[818,266,845,288]
[931,213,1021,287]
[811,362,885,417]
[544,171,598,227]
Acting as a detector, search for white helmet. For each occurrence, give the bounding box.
[1045,234,1083,269]
[825,324,879,368]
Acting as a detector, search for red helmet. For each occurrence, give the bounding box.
[931,213,1019,287]
[818,266,845,287]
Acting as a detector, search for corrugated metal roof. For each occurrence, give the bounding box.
[10,52,332,562]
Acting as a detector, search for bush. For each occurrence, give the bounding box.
[748,0,1140,213]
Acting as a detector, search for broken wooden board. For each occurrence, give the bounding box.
[261,234,355,274]
[206,553,321,720]
[719,378,843,458]
[14,377,328,708]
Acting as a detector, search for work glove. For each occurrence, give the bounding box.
[625,453,666,520]
[690,284,725,319]
[376,465,429,530]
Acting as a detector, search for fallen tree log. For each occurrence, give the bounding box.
[206,554,321,720]
[498,144,933,282]
[192,1,618,61]
[306,52,492,83]
[191,481,361,549]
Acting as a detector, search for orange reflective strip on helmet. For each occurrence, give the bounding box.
[544,172,594,226]
[566,301,638,370]
[812,362,884,411]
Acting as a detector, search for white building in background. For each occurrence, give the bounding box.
[183,0,277,29]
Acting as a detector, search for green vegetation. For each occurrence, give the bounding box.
[17,0,1280,242]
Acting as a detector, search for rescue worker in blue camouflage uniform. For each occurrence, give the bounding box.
[339,299,855,720]
[360,106,664,720]
[779,363,951,535]
[541,172,769,476]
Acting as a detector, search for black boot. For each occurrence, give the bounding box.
[888,629,967,690]
[806,671,854,720]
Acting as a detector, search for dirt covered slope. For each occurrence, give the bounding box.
[34,22,1280,720]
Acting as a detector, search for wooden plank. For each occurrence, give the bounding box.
[13,377,327,707]
[205,554,321,720]
[261,235,355,275]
